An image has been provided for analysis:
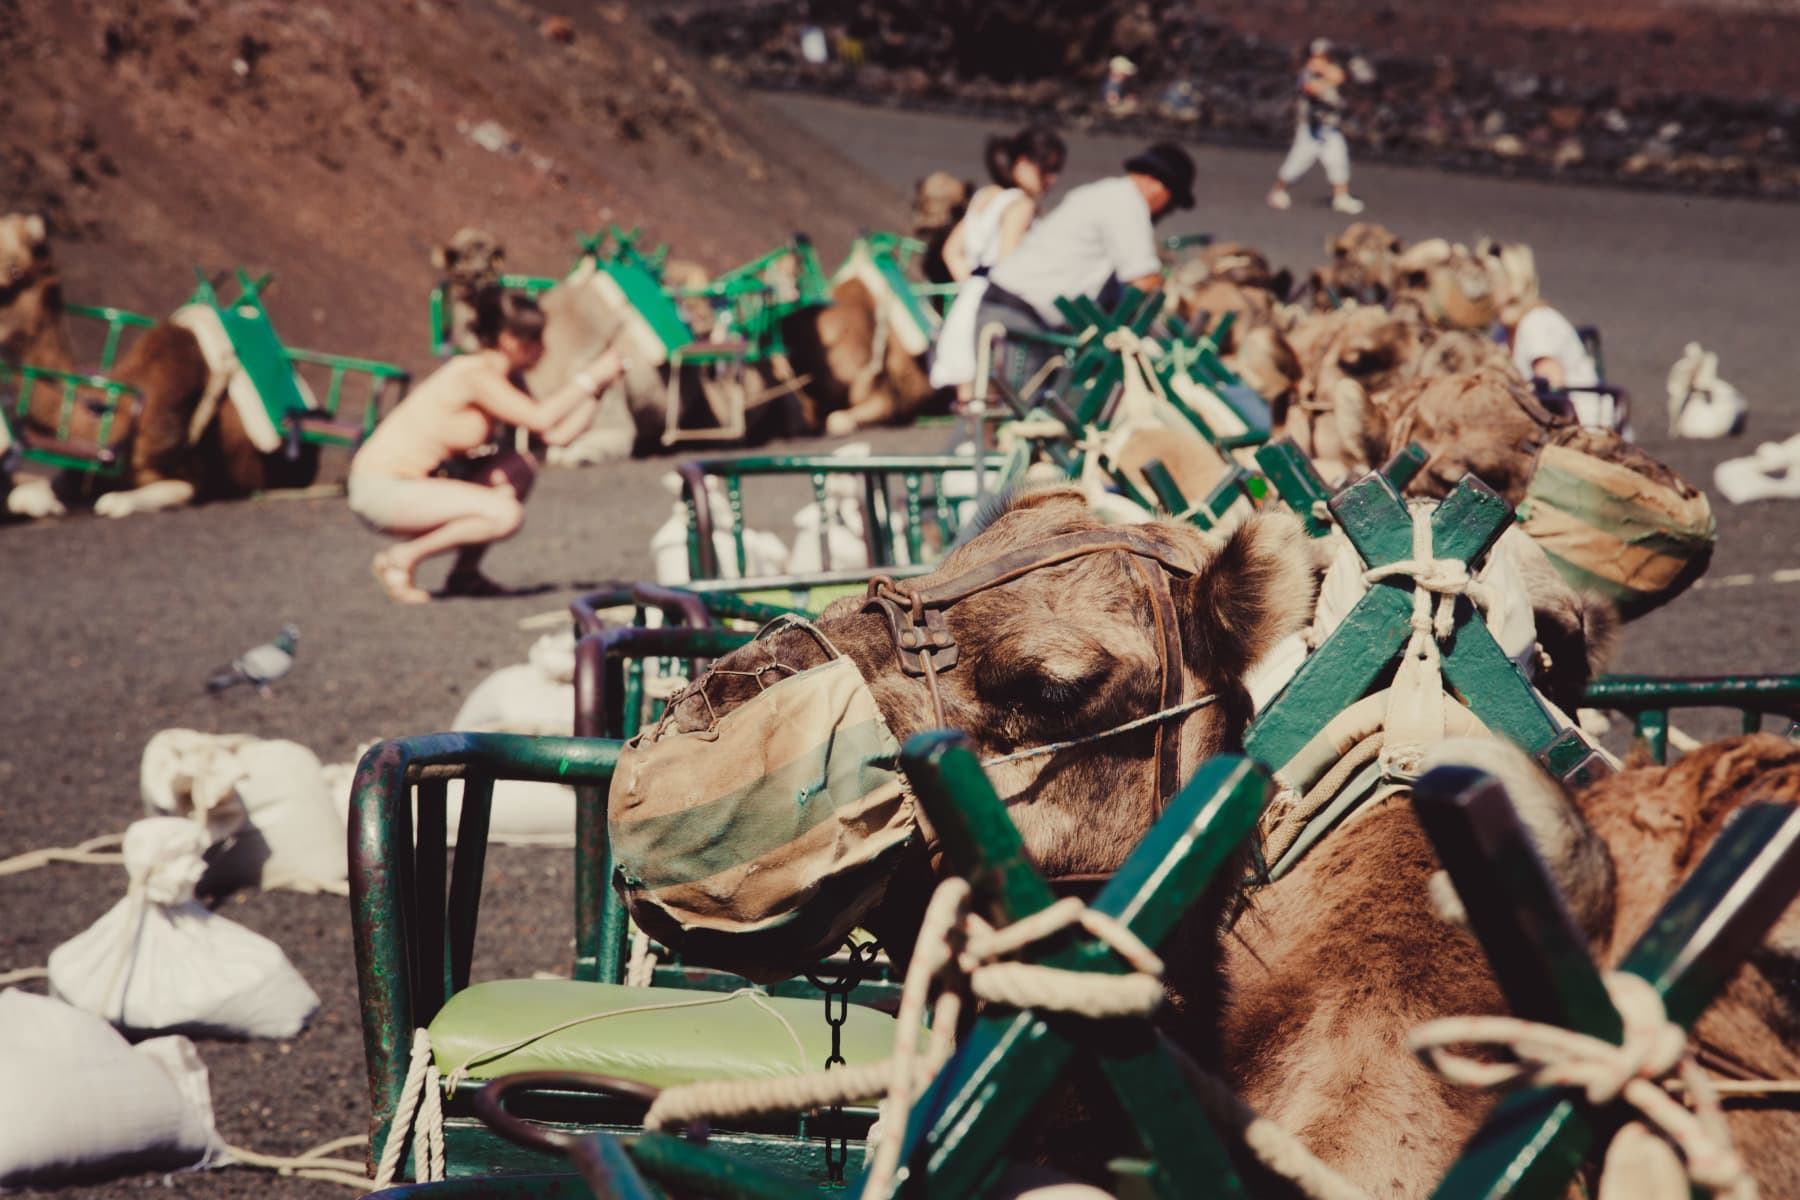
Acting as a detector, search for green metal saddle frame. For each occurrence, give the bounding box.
[349,733,902,1188]
[190,269,410,455]
[362,742,1800,1200]
[0,303,155,477]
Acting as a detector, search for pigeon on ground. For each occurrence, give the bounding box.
[205,624,300,696]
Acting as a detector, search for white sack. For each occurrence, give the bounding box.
[48,818,319,1039]
[140,729,346,893]
[0,990,222,1188]
[651,472,788,584]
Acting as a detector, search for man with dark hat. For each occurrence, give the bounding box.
[977,141,1195,387]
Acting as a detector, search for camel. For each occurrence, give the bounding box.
[910,170,972,287]
[1300,224,1495,332]
[430,227,506,354]
[1226,733,1800,1198]
[0,214,322,519]
[781,177,970,436]
[637,488,1322,1021]
[1576,734,1800,1199]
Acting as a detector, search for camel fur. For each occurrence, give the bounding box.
[1,214,320,519]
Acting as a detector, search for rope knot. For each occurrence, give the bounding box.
[1409,970,1753,1198]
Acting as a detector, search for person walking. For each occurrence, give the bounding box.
[1267,39,1365,215]
[929,125,1066,402]
[977,141,1195,386]
[348,289,625,603]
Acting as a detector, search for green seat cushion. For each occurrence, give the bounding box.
[429,979,897,1089]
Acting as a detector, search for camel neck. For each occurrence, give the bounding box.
[3,277,78,373]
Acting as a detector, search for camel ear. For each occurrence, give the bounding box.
[490,246,506,271]
[431,243,453,271]
[22,214,45,245]
[1177,508,1317,681]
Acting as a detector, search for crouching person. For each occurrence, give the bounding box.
[349,289,625,603]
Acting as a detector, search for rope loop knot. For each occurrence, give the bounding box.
[1409,970,1752,1197]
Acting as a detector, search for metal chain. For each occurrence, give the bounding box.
[805,939,881,1185]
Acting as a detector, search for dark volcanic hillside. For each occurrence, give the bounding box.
[0,0,901,371]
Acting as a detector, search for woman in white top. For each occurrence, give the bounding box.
[929,125,1066,399]
[1487,241,1628,437]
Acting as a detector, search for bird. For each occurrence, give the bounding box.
[205,624,300,696]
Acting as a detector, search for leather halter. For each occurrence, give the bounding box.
[862,527,1197,817]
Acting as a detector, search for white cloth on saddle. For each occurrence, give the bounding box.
[1714,432,1800,504]
[1307,520,1539,672]
[169,304,314,455]
[930,187,1028,389]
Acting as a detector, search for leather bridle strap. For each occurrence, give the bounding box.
[863,526,1197,814]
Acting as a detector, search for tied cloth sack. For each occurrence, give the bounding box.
[1518,432,1716,619]
[47,818,319,1039]
[609,620,917,982]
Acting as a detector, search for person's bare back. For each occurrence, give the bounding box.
[354,355,502,480]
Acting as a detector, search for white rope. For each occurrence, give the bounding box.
[1360,506,1498,777]
[0,966,48,985]
[641,877,1166,1199]
[0,832,126,876]
[371,1029,445,1190]
[220,1134,369,1190]
[626,924,659,988]
[1410,971,1754,1198]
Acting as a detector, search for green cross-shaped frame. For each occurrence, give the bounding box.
[1412,762,1800,1198]
[1243,470,1608,790]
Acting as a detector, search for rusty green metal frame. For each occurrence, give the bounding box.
[1581,673,1800,763]
[1415,763,1800,1198]
[676,453,1005,581]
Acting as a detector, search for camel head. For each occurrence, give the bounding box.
[1390,238,1498,330]
[1343,367,1568,503]
[1308,221,1403,307]
[909,171,972,237]
[0,213,58,362]
[430,226,506,296]
[659,490,1318,949]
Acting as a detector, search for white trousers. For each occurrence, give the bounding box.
[1277,124,1351,187]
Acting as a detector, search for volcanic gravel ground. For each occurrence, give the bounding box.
[2,101,1797,1197]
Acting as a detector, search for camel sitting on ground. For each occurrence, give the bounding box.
[0,213,322,519]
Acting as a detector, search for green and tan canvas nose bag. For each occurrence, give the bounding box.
[608,621,915,981]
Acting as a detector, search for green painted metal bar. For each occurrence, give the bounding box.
[362,1174,597,1199]
[1428,794,1800,1199]
[1140,458,1194,521]
[1254,440,1335,537]
[351,734,625,1169]
[1411,765,1621,1034]
[626,1131,806,1200]
[892,738,1265,1199]
[1380,443,1429,492]
[1245,474,1523,771]
[446,774,494,994]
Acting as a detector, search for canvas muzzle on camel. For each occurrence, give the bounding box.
[608,623,916,982]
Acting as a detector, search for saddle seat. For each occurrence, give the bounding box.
[427,978,898,1092]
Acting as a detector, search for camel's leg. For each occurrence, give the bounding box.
[93,478,197,518]
[4,474,67,518]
